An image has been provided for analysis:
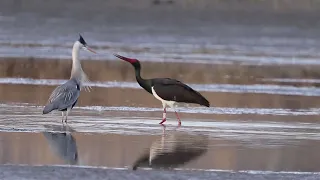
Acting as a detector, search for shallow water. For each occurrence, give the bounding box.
[2,1,320,66]
[0,62,320,173]
[1,103,320,172]
[3,77,320,96]
[1,1,320,178]
[0,97,319,173]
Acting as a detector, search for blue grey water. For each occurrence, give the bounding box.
[1,1,320,179]
[1,0,320,65]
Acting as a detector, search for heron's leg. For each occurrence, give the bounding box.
[61,112,65,123]
[65,108,71,123]
[159,103,166,124]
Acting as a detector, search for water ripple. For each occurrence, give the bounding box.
[1,103,320,147]
[2,102,320,116]
[1,78,320,96]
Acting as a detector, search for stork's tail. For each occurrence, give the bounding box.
[192,90,210,107]
[43,103,56,114]
[199,96,210,107]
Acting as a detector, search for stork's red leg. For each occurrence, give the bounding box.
[160,124,166,135]
[175,111,181,126]
[159,107,166,124]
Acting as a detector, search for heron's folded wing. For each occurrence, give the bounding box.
[48,82,80,109]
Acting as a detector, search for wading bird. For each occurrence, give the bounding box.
[132,131,209,170]
[43,125,78,165]
[43,34,96,123]
[114,54,210,126]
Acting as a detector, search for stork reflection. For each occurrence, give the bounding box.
[132,127,209,170]
[42,124,78,165]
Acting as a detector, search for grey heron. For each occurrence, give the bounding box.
[43,124,78,165]
[43,34,96,123]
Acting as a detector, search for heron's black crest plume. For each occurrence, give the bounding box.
[78,34,87,46]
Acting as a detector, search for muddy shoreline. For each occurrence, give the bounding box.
[1,57,320,86]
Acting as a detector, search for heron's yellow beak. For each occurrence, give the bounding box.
[84,46,96,54]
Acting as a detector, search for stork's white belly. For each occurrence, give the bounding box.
[151,87,176,108]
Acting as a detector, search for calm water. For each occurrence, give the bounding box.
[2,104,320,172]
[1,1,320,178]
[0,76,320,172]
[1,0,320,65]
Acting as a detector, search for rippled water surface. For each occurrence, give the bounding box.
[2,103,320,172]
[2,0,320,66]
[1,76,320,172]
[1,1,320,179]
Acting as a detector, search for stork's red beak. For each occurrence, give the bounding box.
[114,54,138,63]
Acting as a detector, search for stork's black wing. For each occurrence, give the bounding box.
[152,78,209,107]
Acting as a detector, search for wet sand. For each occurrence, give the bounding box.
[2,57,320,85]
[1,47,320,179]
[1,83,320,109]
[0,56,319,174]
[0,103,320,172]
[2,165,320,180]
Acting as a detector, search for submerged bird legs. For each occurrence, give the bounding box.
[159,107,167,124]
[61,108,71,123]
[159,103,181,126]
[175,111,181,126]
[160,124,166,135]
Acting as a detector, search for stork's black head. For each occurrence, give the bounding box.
[78,34,87,46]
[114,54,141,69]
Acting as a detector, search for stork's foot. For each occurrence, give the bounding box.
[160,124,166,135]
[159,118,166,124]
[173,122,181,131]
[175,121,181,129]
[174,111,181,127]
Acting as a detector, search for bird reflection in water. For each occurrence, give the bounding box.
[42,124,78,165]
[132,127,209,170]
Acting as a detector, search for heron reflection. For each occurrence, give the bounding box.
[132,130,209,170]
[43,125,78,165]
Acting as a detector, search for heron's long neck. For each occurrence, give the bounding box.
[71,42,84,82]
[135,66,152,94]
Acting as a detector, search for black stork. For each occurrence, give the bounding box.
[114,54,210,126]
[131,131,209,170]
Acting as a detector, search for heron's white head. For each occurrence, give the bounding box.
[71,34,96,92]
[77,34,96,54]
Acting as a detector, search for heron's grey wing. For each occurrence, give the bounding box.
[47,81,80,110]
[48,85,66,103]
